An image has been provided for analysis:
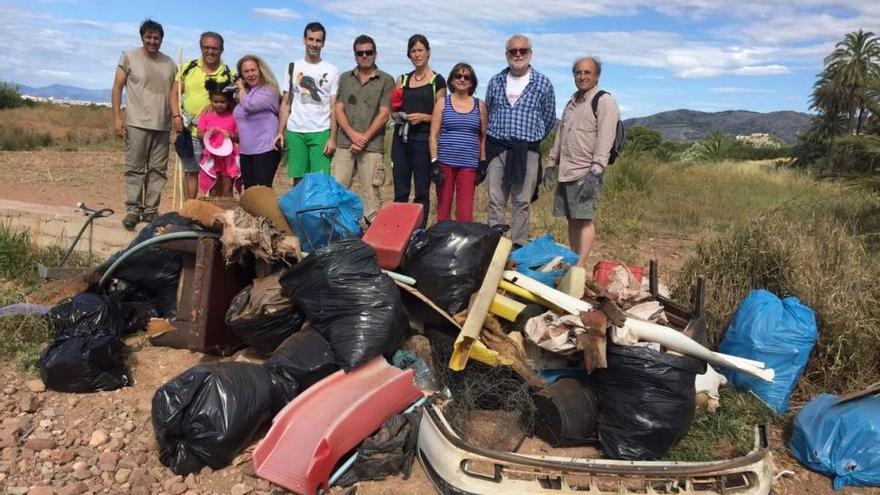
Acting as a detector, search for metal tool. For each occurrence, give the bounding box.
[37,202,113,279]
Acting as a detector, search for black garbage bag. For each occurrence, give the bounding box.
[401,221,504,315]
[226,273,305,354]
[38,292,130,393]
[337,411,422,486]
[279,238,408,371]
[152,362,285,475]
[101,212,195,318]
[592,342,705,460]
[119,301,159,335]
[263,329,339,402]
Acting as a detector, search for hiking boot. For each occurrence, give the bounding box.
[141,212,159,224]
[122,212,140,231]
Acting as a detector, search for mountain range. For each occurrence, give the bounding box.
[622,109,812,143]
[16,83,111,103]
[9,83,813,142]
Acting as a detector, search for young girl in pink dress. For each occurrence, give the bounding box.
[197,80,241,196]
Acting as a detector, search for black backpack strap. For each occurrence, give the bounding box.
[591,90,609,118]
[180,59,199,79]
[287,62,296,96]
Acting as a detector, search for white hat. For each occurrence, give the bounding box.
[203,128,233,157]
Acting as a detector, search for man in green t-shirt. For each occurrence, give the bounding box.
[111,19,178,230]
[333,34,394,220]
[169,31,234,200]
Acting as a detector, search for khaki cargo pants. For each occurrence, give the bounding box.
[124,126,170,215]
[332,147,385,220]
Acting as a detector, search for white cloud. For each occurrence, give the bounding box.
[710,87,773,93]
[251,8,300,21]
[732,65,789,76]
[36,69,72,78]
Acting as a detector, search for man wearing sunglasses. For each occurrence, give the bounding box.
[169,31,234,201]
[333,34,395,220]
[483,34,556,247]
[546,56,619,267]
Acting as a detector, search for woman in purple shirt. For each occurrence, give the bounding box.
[234,55,281,188]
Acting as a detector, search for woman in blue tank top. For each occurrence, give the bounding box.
[429,62,487,222]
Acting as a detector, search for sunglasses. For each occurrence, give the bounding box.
[454,73,472,81]
[355,49,375,57]
[506,47,531,57]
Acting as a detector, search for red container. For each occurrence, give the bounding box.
[593,260,644,287]
[362,202,424,270]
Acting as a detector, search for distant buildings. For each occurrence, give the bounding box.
[735,132,781,148]
[21,94,111,107]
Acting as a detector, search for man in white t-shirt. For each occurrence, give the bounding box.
[275,22,340,186]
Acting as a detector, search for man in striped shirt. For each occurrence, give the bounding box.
[546,56,620,267]
[483,34,556,247]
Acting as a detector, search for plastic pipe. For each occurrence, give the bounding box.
[98,231,221,288]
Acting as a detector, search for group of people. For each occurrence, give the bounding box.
[111,18,620,266]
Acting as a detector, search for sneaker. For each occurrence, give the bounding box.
[141,212,158,224]
[122,212,140,231]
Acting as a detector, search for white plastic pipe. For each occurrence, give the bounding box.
[502,271,775,383]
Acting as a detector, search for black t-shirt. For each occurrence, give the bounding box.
[401,71,446,134]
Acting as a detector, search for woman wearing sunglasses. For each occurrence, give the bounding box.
[429,63,487,222]
[390,34,446,228]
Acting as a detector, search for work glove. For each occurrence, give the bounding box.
[431,163,444,187]
[543,165,557,191]
[476,160,488,185]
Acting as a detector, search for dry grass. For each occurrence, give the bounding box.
[0,103,119,151]
[672,192,880,397]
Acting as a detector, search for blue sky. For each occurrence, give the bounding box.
[2,0,878,118]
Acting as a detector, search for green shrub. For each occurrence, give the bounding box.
[0,82,26,109]
[0,126,52,151]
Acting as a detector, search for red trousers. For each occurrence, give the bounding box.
[436,164,477,222]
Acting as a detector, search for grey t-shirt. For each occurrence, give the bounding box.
[336,67,393,153]
[118,48,178,131]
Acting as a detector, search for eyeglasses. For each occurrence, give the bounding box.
[355,49,375,57]
[454,73,472,81]
[200,46,221,52]
[506,48,531,57]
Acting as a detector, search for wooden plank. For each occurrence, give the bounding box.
[837,381,880,404]
[448,237,512,371]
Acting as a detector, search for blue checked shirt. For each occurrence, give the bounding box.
[485,67,556,142]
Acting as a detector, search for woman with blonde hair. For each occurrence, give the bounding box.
[233,54,282,188]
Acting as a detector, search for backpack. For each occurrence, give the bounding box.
[181,59,232,82]
[400,72,440,101]
[591,90,625,165]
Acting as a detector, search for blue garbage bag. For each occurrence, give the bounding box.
[790,393,880,490]
[509,234,578,287]
[279,173,363,251]
[718,289,817,414]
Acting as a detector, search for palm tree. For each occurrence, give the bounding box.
[823,29,880,135]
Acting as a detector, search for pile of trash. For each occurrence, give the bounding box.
[12,171,880,493]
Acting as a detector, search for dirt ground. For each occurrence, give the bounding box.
[2,149,878,494]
